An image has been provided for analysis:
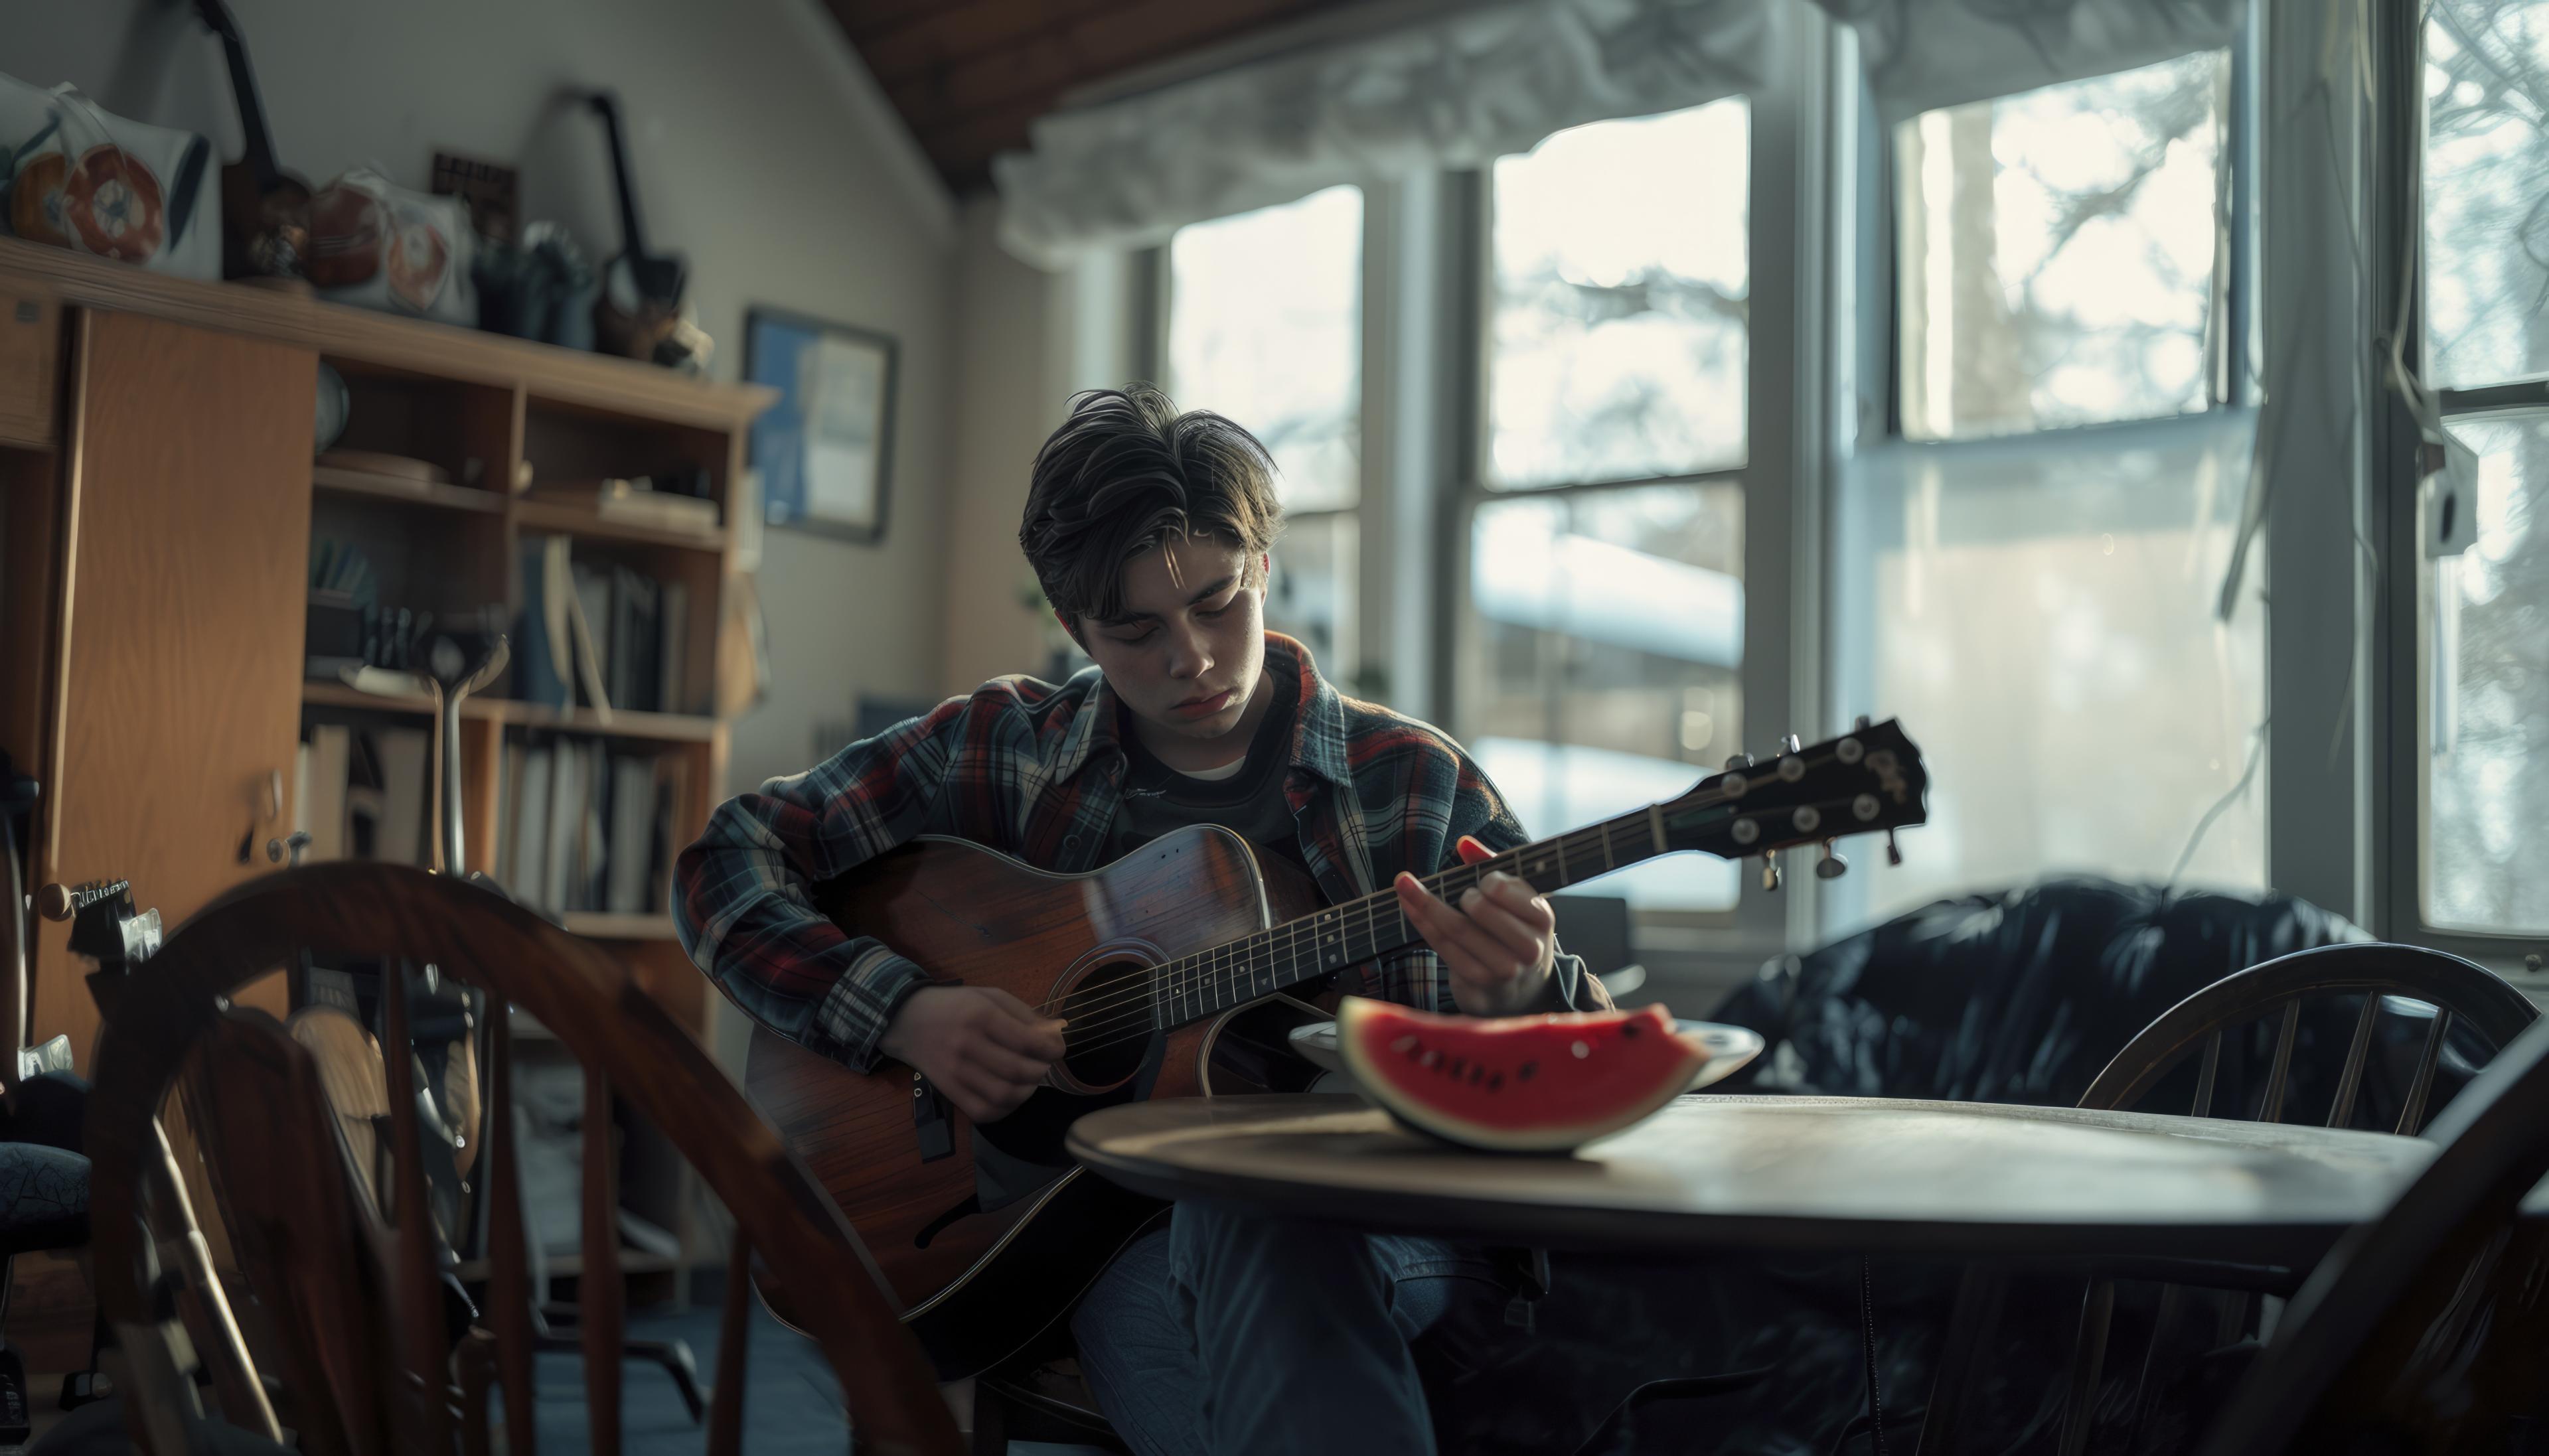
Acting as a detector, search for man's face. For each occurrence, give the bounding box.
[1071,537,1268,745]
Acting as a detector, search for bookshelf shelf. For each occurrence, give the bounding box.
[512,498,726,552]
[562,912,679,941]
[313,465,507,514]
[300,681,718,743]
[503,699,718,744]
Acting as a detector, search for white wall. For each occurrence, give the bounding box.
[939,200,1145,694]
[940,197,1065,694]
[1,0,959,794]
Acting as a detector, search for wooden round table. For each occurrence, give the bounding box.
[1066,1093,2434,1265]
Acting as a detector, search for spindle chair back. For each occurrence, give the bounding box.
[86,861,960,1456]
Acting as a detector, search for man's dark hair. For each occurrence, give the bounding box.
[1019,385,1283,628]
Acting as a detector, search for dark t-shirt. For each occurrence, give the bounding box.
[1103,674,1308,876]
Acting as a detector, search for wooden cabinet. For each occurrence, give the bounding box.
[31,309,317,1063]
[0,281,58,450]
[0,237,767,1305]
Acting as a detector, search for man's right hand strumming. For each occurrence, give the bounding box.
[877,985,1068,1122]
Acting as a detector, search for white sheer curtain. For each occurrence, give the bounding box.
[992,0,1771,267]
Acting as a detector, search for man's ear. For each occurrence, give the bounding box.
[1256,552,1273,589]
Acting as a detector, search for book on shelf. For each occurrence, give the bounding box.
[512,534,692,718]
[297,723,430,867]
[524,476,721,535]
[493,733,685,917]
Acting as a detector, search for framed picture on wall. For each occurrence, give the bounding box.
[745,308,899,544]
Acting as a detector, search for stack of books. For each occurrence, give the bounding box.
[297,723,433,865]
[492,737,690,916]
[512,535,693,717]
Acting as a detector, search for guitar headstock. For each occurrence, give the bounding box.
[1656,719,1928,884]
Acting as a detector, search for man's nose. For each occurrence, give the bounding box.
[1163,622,1213,680]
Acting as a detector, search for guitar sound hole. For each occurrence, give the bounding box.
[1057,959,1155,1090]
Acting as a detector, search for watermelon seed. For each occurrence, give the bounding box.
[1469,1063,1484,1084]
[1517,1061,1537,1081]
[1446,1056,1466,1078]
[1571,1041,1590,1058]
[1422,1050,1440,1068]
[1622,1021,1642,1038]
[1488,1072,1504,1092]
[1392,1035,1417,1053]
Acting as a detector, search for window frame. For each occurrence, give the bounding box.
[1437,7,1829,963]
[2374,0,2549,970]
[1155,189,1374,692]
[1822,18,2272,938]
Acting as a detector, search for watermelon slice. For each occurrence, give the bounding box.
[1336,997,1709,1153]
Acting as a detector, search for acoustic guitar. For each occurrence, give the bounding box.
[746,721,1930,1377]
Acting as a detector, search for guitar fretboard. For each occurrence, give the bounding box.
[1145,801,1701,1031]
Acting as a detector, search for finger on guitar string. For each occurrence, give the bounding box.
[1462,871,1555,964]
[1395,871,1512,978]
[980,987,1069,1059]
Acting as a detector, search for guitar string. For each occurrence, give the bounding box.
[1040,767,1880,1060]
[1036,812,1647,1047]
[1039,780,1872,1056]
[1045,816,1665,1060]
[1028,739,1883,1052]
[1047,768,1885,1060]
[1035,775,1784,1053]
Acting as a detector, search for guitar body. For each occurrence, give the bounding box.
[745,824,1328,1377]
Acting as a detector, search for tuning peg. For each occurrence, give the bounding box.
[1723,752,1754,770]
[1761,849,1782,892]
[1885,829,1903,866]
[1815,843,1849,880]
[1779,733,1803,754]
[1854,715,1872,731]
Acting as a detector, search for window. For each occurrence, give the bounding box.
[1460,100,1753,912]
[1831,49,2266,928]
[2418,0,2549,938]
[1895,53,2231,441]
[1487,102,1751,488]
[2424,1,2549,389]
[1166,186,1364,679]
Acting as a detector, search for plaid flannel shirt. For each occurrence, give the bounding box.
[674,634,1606,1072]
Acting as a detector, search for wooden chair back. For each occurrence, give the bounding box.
[1918,943,2540,1456]
[2076,942,2540,1131]
[2195,1011,2549,1453]
[85,861,959,1456]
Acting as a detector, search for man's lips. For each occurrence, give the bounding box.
[1174,688,1236,717]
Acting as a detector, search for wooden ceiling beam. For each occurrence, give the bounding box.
[857,0,1120,86]
[822,0,947,45]
[889,0,1348,137]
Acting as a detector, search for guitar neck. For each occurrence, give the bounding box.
[1147,805,1675,1033]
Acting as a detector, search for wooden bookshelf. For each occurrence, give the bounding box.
[511,498,727,552]
[314,463,507,514]
[300,680,720,743]
[0,236,776,1313]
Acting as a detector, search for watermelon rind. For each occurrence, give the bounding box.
[1336,998,1708,1154]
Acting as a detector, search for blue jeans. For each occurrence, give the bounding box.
[1072,1201,1511,1456]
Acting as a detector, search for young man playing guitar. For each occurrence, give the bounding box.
[676,385,1611,1454]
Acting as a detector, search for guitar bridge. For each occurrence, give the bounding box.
[911,1069,955,1163]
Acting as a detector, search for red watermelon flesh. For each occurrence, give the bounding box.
[1337,997,1708,1153]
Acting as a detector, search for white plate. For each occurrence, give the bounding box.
[1288,1017,1765,1096]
